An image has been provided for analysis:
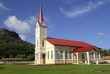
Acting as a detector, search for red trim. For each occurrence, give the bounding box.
[103,56,110,59]
[36,21,47,28]
[12,63,73,66]
[2,58,22,60]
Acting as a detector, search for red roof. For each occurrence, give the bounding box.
[72,46,95,52]
[45,38,94,47]
[103,56,110,59]
[46,38,100,52]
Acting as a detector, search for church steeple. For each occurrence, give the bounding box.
[37,5,47,27]
[35,5,47,51]
[38,5,43,24]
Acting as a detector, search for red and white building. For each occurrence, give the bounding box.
[34,5,101,65]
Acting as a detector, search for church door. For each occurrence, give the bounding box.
[43,54,45,64]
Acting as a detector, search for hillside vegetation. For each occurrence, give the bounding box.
[0,28,35,60]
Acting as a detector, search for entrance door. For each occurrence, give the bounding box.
[43,54,45,64]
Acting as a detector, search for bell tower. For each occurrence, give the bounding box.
[35,5,47,64]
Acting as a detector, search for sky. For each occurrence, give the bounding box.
[0,0,110,49]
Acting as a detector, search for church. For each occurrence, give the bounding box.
[34,6,101,65]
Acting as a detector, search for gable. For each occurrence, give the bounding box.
[72,46,100,53]
[45,39,54,47]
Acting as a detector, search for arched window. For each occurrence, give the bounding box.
[37,40,38,47]
[56,51,59,59]
[56,51,57,59]
[42,39,44,47]
[65,51,67,59]
[51,51,53,59]
[48,51,49,59]
[69,51,71,59]
[61,51,63,59]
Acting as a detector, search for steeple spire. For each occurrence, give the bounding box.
[36,5,47,27]
[38,5,43,24]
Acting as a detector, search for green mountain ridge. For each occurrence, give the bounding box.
[0,28,35,60]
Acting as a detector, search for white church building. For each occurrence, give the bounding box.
[34,5,101,65]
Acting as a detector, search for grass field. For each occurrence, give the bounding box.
[0,64,110,74]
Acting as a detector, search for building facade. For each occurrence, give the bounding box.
[34,6,101,65]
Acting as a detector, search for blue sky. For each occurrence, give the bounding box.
[0,0,110,49]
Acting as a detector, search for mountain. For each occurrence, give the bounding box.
[0,28,35,60]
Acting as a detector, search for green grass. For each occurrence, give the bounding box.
[0,64,110,74]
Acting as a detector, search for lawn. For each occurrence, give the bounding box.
[0,64,110,74]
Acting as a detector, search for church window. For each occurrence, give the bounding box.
[56,51,59,59]
[48,51,49,59]
[56,51,58,59]
[42,39,44,47]
[65,51,67,59]
[61,51,63,59]
[69,51,71,59]
[51,51,53,59]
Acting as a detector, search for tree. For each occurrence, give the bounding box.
[16,54,27,59]
[101,49,109,57]
[9,54,14,58]
[26,54,35,61]
[108,49,110,56]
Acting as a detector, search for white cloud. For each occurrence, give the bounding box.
[19,35,26,41]
[97,33,106,37]
[0,2,10,10]
[26,16,37,25]
[60,1,110,17]
[4,15,55,43]
[4,16,32,35]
